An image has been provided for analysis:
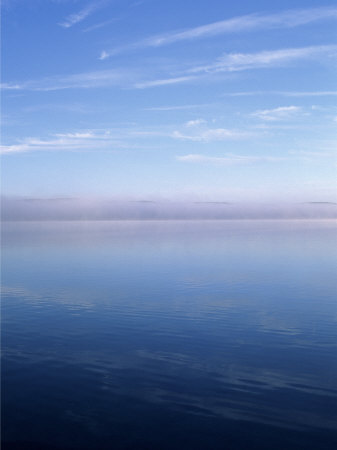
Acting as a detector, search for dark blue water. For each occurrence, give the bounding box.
[2,220,337,450]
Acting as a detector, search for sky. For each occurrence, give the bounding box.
[1,0,337,204]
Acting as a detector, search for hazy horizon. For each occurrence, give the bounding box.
[2,195,337,221]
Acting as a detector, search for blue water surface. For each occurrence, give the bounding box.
[2,220,337,450]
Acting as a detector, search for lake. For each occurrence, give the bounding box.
[2,220,337,449]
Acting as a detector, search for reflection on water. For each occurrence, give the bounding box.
[2,220,337,449]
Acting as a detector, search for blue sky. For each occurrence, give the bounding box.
[2,0,337,202]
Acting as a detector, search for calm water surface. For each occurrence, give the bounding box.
[2,220,337,449]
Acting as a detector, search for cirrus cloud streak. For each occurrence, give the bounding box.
[100,6,337,59]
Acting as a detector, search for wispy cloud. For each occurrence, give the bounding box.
[2,121,256,154]
[144,104,212,111]
[176,151,334,165]
[1,71,192,92]
[172,127,251,142]
[0,82,23,90]
[1,69,132,91]
[2,45,335,92]
[100,6,337,58]
[177,154,285,165]
[251,106,302,121]
[1,129,130,154]
[59,3,99,28]
[283,91,337,97]
[185,119,207,127]
[99,51,110,60]
[223,91,337,97]
[132,45,336,89]
[1,125,176,154]
[289,150,336,158]
[134,76,196,89]
[189,45,336,74]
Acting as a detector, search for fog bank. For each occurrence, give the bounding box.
[2,196,337,221]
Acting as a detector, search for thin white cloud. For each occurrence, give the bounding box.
[100,6,337,58]
[185,119,207,127]
[1,130,130,154]
[172,128,251,142]
[177,154,285,165]
[189,45,336,74]
[99,51,109,60]
[1,69,131,91]
[2,45,335,92]
[1,126,175,155]
[251,106,302,121]
[132,45,336,89]
[2,73,196,92]
[144,104,211,111]
[284,91,337,97]
[134,76,196,89]
[177,152,331,165]
[289,150,336,158]
[54,132,97,139]
[223,91,337,97]
[59,3,98,28]
[0,83,23,90]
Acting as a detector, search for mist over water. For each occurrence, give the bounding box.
[2,220,337,450]
[2,196,337,220]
